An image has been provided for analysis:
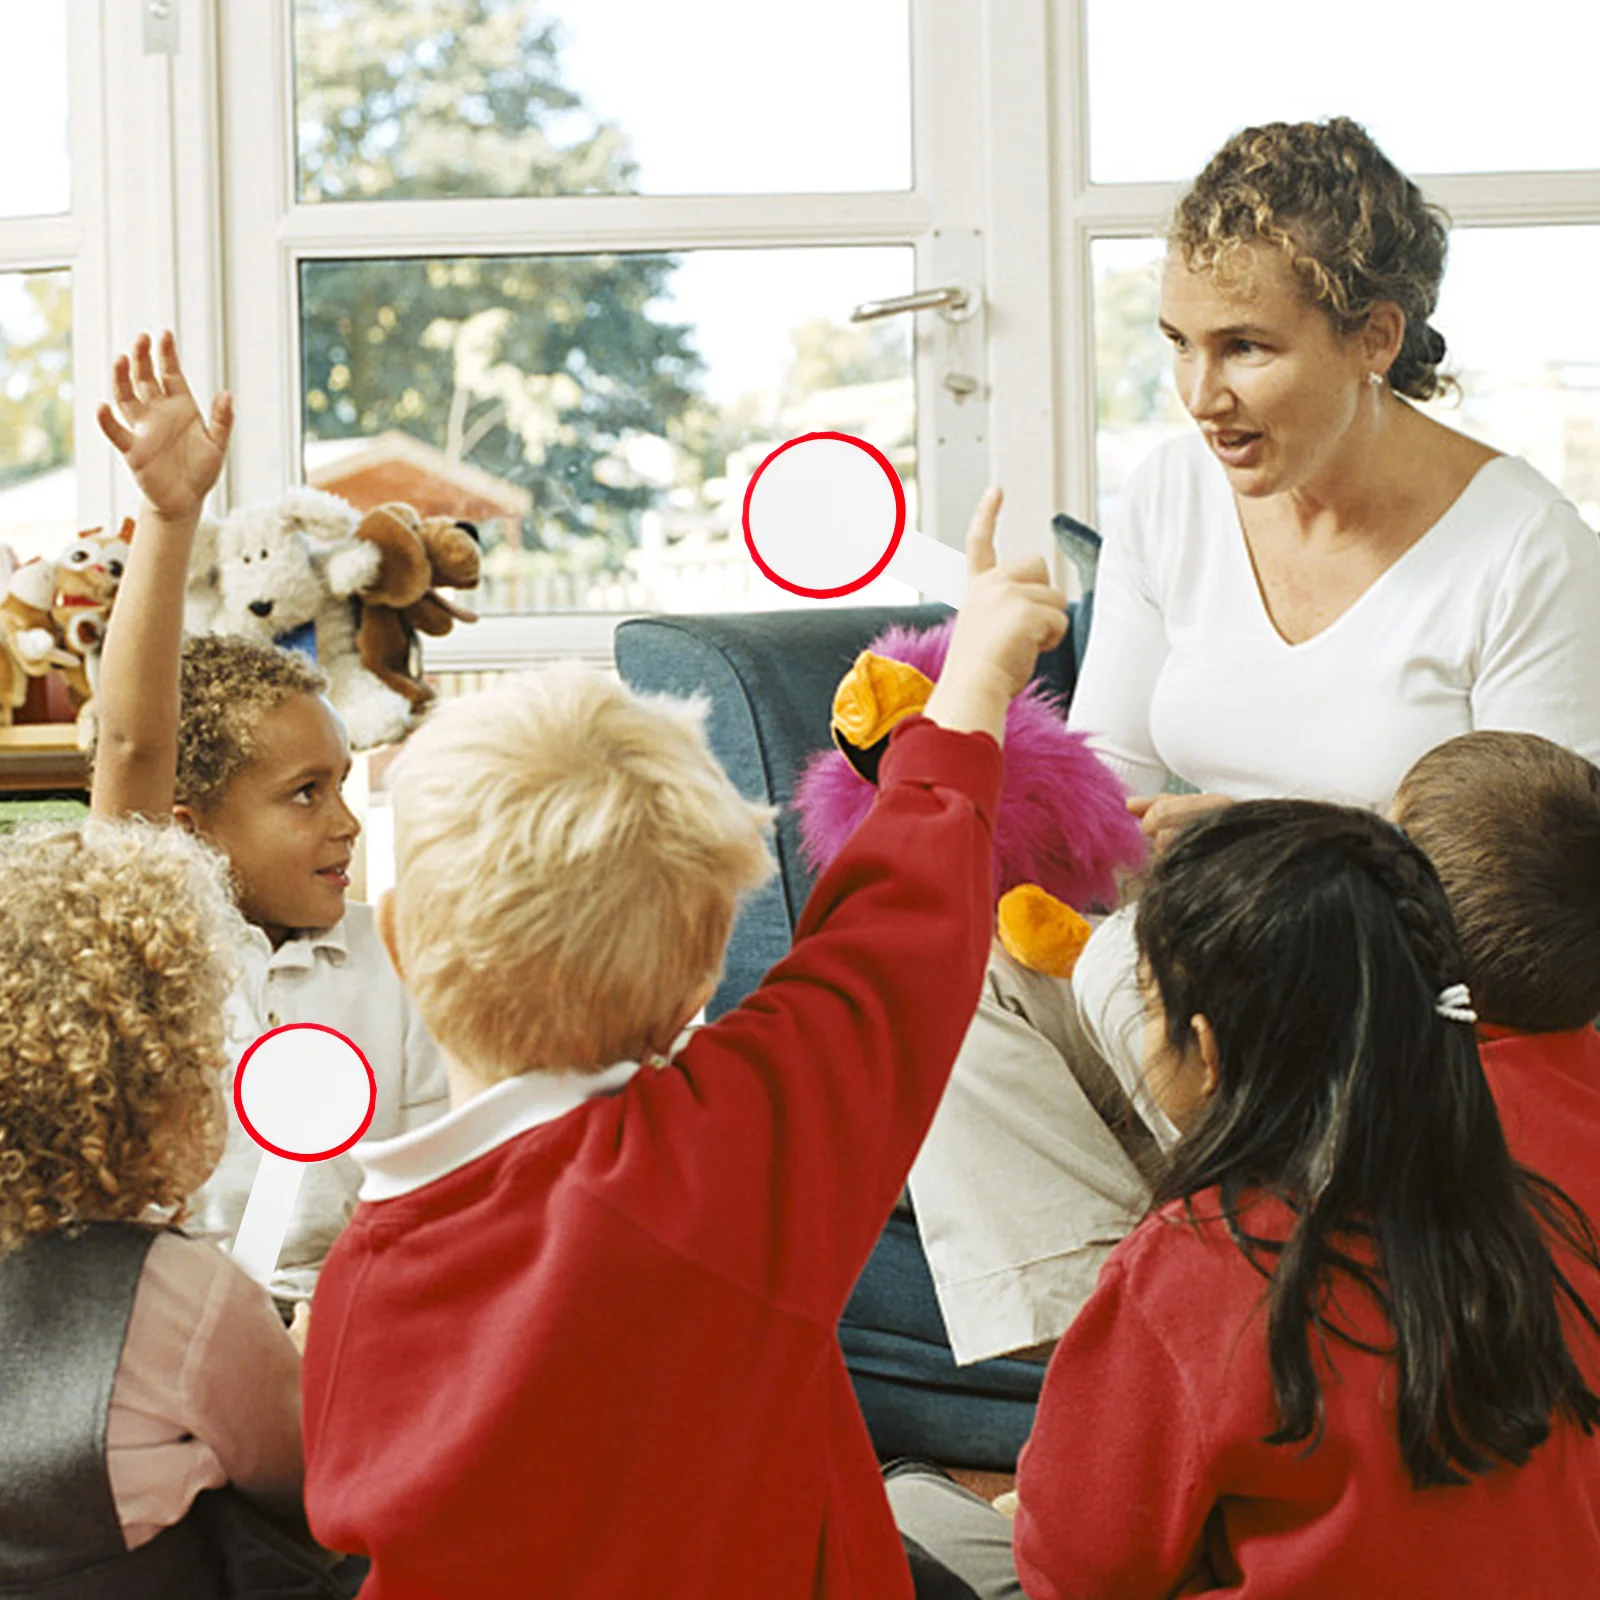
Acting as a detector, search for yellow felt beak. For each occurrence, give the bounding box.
[832,650,935,751]
[997,884,1092,978]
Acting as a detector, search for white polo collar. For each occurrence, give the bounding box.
[239,915,350,972]
[355,1059,644,1201]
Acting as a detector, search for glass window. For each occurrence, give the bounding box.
[0,0,70,218]
[1086,1,1600,184]
[1091,227,1600,529]
[1422,226,1600,527]
[1092,237,1184,526]
[299,245,918,613]
[0,270,75,559]
[293,0,912,202]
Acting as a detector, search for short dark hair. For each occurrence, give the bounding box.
[176,635,328,812]
[1394,731,1600,1033]
[1136,800,1600,1488]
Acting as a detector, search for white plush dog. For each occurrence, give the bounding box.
[206,486,414,750]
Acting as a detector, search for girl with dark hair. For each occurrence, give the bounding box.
[1006,800,1600,1597]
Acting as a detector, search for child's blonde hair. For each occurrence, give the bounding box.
[388,666,775,1078]
[0,821,239,1254]
[177,633,329,811]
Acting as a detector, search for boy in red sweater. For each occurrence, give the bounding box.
[299,495,1066,1600]
[1392,729,1600,1225]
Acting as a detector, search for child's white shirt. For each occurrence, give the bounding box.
[189,901,448,1303]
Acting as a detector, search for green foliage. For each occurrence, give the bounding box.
[293,0,704,564]
[1095,263,1184,427]
[0,272,72,490]
[294,0,634,201]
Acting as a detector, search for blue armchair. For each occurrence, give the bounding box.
[614,599,1086,1469]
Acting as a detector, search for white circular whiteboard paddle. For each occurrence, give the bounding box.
[230,1023,377,1288]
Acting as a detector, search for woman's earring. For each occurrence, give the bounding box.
[1367,370,1384,389]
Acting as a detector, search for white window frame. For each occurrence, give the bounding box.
[214,0,1059,669]
[1049,0,1600,527]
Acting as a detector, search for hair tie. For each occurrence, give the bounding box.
[1435,983,1477,1024]
[1420,324,1446,365]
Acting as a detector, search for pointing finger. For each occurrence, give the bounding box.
[966,487,1003,576]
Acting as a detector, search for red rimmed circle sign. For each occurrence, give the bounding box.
[233,1022,377,1161]
[741,431,907,598]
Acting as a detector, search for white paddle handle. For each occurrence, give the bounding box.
[888,530,967,607]
[231,1152,305,1288]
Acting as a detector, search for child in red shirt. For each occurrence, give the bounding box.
[1392,729,1600,1237]
[1011,799,1600,1599]
[298,498,1067,1598]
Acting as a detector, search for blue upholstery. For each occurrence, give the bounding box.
[614,596,1087,1469]
[614,603,1081,1018]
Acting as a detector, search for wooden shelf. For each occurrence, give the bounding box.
[0,724,88,792]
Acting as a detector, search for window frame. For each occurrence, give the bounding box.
[1050,0,1600,526]
[215,0,1060,668]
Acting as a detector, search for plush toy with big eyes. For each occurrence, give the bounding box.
[794,618,1147,977]
[0,521,133,743]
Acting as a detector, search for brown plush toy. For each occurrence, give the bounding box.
[0,521,133,741]
[351,502,482,715]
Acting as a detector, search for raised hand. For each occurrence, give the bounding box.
[924,488,1069,741]
[96,330,233,523]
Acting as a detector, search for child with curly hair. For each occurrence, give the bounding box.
[92,333,446,1308]
[0,821,320,1595]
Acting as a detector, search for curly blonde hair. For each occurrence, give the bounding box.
[178,634,328,812]
[1172,118,1452,400]
[0,821,240,1255]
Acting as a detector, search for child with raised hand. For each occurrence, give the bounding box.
[998,801,1600,1599]
[297,493,1067,1599]
[0,821,311,1594]
[94,332,446,1309]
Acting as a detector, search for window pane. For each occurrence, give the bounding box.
[1091,229,1600,529]
[298,245,918,613]
[0,1,70,217]
[0,270,75,559]
[1423,226,1600,527]
[1092,238,1184,527]
[293,0,911,202]
[1087,1,1600,183]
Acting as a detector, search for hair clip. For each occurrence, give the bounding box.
[1435,983,1478,1024]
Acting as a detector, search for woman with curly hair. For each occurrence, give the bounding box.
[1062,117,1600,1128]
[0,822,327,1595]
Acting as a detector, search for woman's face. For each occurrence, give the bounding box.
[1159,241,1374,499]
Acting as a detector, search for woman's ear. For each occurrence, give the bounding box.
[1361,301,1407,374]
[1190,1013,1221,1102]
[375,890,404,980]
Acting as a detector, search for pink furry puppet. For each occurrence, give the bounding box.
[794,617,1147,976]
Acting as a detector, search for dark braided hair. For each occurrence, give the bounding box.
[1136,800,1600,1488]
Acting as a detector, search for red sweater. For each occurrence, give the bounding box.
[301,719,1001,1600]
[1015,1028,1600,1599]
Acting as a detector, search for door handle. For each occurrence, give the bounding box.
[850,285,975,324]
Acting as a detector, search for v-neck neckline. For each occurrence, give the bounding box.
[1227,456,1504,652]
